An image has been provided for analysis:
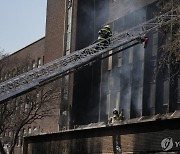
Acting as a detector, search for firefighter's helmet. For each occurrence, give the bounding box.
[113,108,118,115]
[104,24,110,29]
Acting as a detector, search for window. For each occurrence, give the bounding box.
[22,128,26,135]
[106,94,111,117]
[108,50,113,70]
[28,127,32,134]
[32,60,36,69]
[37,58,42,68]
[25,102,29,112]
[4,74,7,80]
[116,92,120,110]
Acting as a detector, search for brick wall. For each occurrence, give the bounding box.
[44,0,66,63]
[0,38,45,82]
[24,118,180,153]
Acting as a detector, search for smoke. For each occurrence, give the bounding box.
[99,47,144,120]
[73,0,110,125]
[99,0,149,120]
[109,0,156,22]
[81,0,147,121]
[77,0,109,44]
[74,0,153,124]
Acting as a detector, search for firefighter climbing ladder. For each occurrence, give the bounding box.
[0,9,178,103]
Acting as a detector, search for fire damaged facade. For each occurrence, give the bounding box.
[0,0,180,153]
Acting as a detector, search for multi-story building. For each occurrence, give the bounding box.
[0,0,179,153]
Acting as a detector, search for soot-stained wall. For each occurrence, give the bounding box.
[72,0,109,126]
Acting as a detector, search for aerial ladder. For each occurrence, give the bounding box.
[0,9,178,103]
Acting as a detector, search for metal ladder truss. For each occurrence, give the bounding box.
[0,9,178,103]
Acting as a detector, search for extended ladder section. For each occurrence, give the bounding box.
[0,10,178,103]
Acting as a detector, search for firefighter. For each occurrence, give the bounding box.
[96,24,112,49]
[142,36,149,48]
[108,108,120,124]
[119,109,124,121]
[137,36,149,48]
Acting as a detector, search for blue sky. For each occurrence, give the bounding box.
[0,0,47,54]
